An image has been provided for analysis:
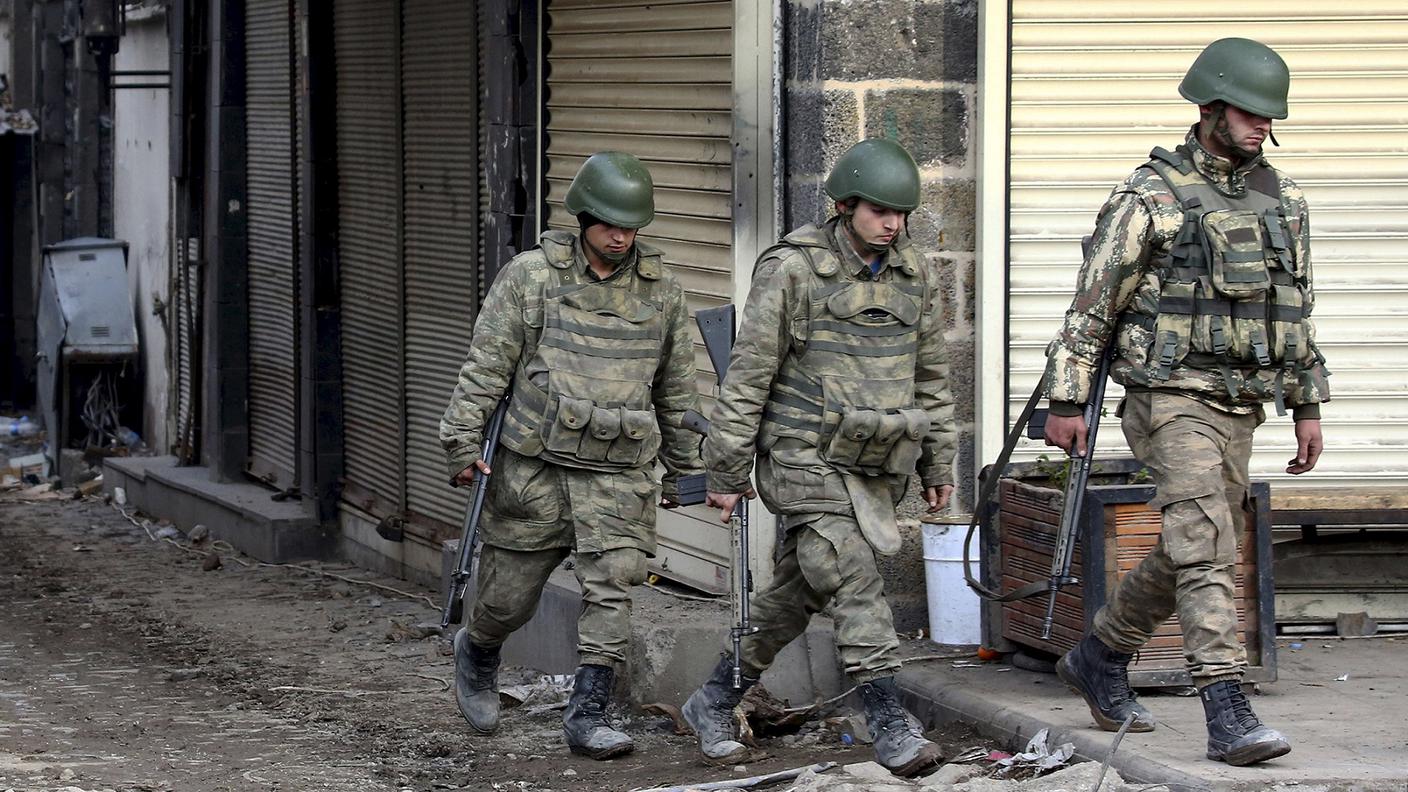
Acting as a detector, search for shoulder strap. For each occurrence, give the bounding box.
[1245,162,1280,201]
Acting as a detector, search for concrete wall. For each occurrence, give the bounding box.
[783,0,980,632]
[112,8,172,453]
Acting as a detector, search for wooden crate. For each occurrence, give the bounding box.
[989,474,1277,687]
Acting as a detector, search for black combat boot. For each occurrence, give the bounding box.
[453,628,501,735]
[562,664,634,760]
[1056,633,1157,732]
[682,655,759,763]
[1200,679,1291,766]
[858,677,942,777]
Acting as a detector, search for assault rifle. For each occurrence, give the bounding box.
[963,235,1113,638]
[680,304,758,688]
[441,395,510,629]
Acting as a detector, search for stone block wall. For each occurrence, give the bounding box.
[783,0,980,633]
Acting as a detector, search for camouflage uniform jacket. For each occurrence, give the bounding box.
[440,230,703,500]
[1045,128,1330,418]
[704,219,957,500]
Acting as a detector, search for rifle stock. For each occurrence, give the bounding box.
[441,396,510,629]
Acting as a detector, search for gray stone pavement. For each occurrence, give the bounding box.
[901,636,1408,791]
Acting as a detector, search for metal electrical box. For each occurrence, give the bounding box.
[35,238,138,472]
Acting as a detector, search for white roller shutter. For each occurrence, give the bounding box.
[543,0,734,591]
[990,2,1408,493]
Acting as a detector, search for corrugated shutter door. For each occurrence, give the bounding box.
[335,0,403,516]
[245,0,300,488]
[401,0,478,534]
[543,0,734,591]
[1003,3,1408,491]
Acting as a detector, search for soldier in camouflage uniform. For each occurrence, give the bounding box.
[1043,39,1327,767]
[439,152,703,759]
[680,139,957,778]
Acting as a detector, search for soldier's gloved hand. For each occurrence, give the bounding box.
[924,484,954,513]
[705,489,756,524]
[1044,413,1089,457]
[452,459,492,488]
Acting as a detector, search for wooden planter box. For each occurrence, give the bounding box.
[978,459,1277,687]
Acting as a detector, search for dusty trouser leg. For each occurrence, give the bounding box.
[685,526,823,763]
[801,515,939,777]
[1066,394,1171,733]
[573,548,648,669]
[1096,395,1246,676]
[1093,394,1285,763]
[458,544,569,733]
[562,548,646,759]
[736,524,831,673]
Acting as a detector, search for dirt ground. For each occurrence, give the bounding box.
[0,491,984,792]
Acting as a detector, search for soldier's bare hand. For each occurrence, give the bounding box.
[452,459,492,487]
[1044,414,1089,457]
[924,484,954,513]
[705,489,754,524]
[1287,418,1323,475]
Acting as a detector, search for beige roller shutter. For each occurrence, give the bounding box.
[400,0,478,538]
[995,2,1408,493]
[335,0,403,518]
[244,0,300,489]
[543,0,734,591]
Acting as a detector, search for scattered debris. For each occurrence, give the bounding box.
[499,674,573,710]
[188,524,210,543]
[629,761,837,792]
[991,728,1075,779]
[1334,673,1349,682]
[385,619,442,643]
[201,553,222,571]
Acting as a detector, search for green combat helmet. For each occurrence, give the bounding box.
[564,151,655,229]
[1179,38,1290,120]
[824,138,921,213]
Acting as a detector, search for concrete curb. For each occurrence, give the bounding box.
[898,669,1215,790]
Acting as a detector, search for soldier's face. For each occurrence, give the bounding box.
[1202,103,1272,158]
[841,200,905,248]
[582,222,637,257]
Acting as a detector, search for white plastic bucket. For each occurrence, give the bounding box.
[922,518,981,645]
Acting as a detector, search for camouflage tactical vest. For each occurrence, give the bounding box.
[758,223,930,477]
[1127,145,1310,396]
[500,230,668,472]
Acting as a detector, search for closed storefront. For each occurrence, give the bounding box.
[979,2,1408,494]
[542,0,736,591]
[244,0,301,489]
[334,0,479,547]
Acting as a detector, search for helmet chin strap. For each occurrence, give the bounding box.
[842,211,893,255]
[1268,129,1279,147]
[585,237,630,266]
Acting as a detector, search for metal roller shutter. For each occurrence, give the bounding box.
[245,0,300,488]
[335,0,404,517]
[543,0,734,591]
[400,0,478,536]
[991,3,1408,493]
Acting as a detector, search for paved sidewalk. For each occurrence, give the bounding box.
[900,636,1408,791]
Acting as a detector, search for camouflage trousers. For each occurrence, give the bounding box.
[738,513,901,683]
[465,449,654,668]
[1092,391,1263,685]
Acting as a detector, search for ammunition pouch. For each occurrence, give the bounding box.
[822,407,929,476]
[543,394,659,471]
